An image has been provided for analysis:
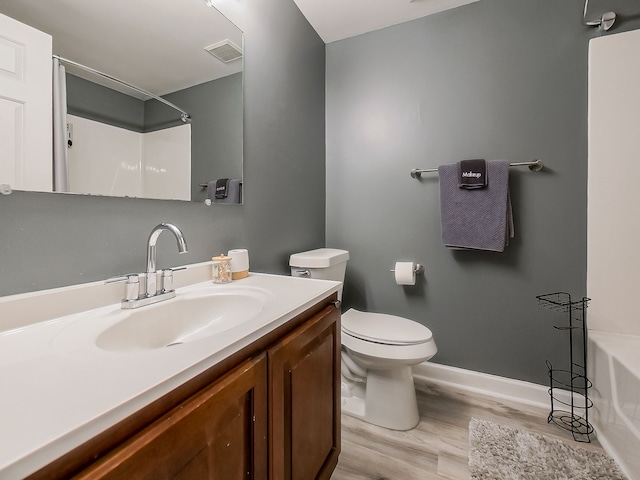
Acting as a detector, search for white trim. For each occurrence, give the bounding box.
[413,362,553,410]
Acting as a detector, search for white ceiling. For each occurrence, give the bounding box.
[0,0,242,98]
[292,0,480,44]
[0,0,478,98]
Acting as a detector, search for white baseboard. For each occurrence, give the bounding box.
[412,362,554,410]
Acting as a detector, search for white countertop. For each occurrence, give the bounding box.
[0,269,340,479]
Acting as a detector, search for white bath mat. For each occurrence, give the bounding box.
[468,418,627,480]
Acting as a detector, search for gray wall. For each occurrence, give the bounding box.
[66,74,145,131]
[146,74,243,201]
[326,0,640,385]
[0,0,325,297]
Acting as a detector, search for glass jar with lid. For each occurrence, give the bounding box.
[212,254,232,283]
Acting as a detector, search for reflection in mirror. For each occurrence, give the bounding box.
[0,0,243,203]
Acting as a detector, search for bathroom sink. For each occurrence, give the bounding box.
[96,288,270,352]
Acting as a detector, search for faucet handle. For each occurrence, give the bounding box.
[125,274,140,300]
[161,269,174,293]
[106,274,142,301]
[161,266,188,293]
[106,273,137,284]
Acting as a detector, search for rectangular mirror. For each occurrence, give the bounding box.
[0,0,243,203]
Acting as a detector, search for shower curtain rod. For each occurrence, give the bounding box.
[53,55,190,122]
[410,159,544,178]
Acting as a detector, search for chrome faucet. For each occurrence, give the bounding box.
[145,223,188,296]
[108,223,188,309]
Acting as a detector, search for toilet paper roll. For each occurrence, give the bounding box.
[228,249,249,272]
[394,262,416,286]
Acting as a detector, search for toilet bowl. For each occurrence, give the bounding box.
[289,248,437,431]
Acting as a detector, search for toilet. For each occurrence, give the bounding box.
[290,248,437,430]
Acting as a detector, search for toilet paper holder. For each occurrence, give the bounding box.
[390,264,425,275]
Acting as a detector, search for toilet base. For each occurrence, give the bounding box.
[341,365,420,431]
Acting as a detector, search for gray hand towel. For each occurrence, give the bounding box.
[438,160,513,252]
[214,178,230,199]
[207,178,242,204]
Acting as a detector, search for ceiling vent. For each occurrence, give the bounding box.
[204,40,243,63]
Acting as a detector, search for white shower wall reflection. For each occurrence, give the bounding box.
[67,115,191,200]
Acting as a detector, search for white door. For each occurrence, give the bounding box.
[0,13,52,192]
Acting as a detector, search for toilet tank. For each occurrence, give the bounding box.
[289,248,349,300]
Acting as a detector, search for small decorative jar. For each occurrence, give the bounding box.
[212,254,232,284]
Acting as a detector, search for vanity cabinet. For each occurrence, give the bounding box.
[27,296,340,480]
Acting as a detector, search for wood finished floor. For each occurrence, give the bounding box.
[331,382,607,480]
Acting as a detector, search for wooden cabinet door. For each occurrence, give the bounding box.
[74,354,268,480]
[269,304,341,480]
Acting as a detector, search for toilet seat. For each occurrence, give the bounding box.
[341,309,432,346]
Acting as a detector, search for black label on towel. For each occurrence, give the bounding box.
[458,159,487,189]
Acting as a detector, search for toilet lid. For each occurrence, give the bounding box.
[341,309,433,346]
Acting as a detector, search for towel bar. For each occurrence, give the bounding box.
[410,159,543,179]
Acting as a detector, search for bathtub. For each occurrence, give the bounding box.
[589,331,640,480]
